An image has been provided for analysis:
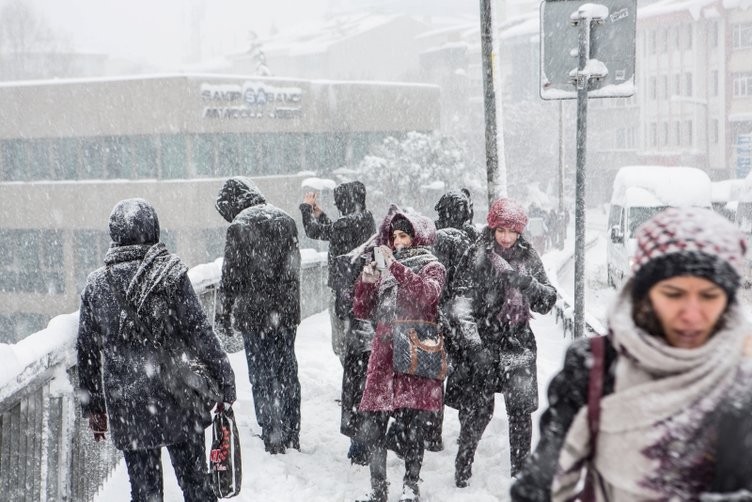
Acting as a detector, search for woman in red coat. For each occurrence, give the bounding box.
[352,210,446,502]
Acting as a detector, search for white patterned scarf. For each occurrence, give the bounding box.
[553,286,752,501]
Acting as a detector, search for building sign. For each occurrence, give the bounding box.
[201,81,303,120]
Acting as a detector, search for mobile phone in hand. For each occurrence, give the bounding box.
[373,247,386,270]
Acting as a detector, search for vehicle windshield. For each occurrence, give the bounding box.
[628,206,668,237]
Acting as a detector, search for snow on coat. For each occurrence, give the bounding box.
[216,177,301,331]
[77,199,236,451]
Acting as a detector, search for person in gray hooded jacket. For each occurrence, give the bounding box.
[77,198,236,502]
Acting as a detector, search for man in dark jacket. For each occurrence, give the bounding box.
[215,176,302,454]
[77,198,236,502]
[299,180,375,364]
[447,198,557,486]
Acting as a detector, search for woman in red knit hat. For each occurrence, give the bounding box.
[446,197,557,486]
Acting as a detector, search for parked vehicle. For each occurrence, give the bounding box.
[606,166,712,288]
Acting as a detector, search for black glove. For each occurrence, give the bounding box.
[469,346,495,373]
[501,270,533,290]
[214,312,233,336]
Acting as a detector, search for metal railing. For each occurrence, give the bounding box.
[547,235,607,338]
[0,253,328,501]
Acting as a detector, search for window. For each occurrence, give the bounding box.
[660,29,668,53]
[712,119,719,143]
[2,139,28,181]
[649,30,657,54]
[650,122,658,147]
[686,120,693,146]
[160,134,187,179]
[0,229,64,294]
[674,26,682,50]
[662,75,669,99]
[51,138,79,180]
[685,24,693,50]
[193,134,216,177]
[709,21,718,48]
[663,122,669,146]
[103,136,128,179]
[74,230,111,293]
[27,139,52,180]
[733,72,752,97]
[130,135,159,178]
[80,138,105,179]
[675,121,681,146]
[685,72,693,96]
[733,23,752,49]
[674,74,682,96]
[712,70,719,97]
[650,76,657,99]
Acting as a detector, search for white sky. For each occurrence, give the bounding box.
[22,0,332,68]
[15,0,478,69]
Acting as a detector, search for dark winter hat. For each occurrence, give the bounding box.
[334,181,367,215]
[631,207,747,302]
[487,198,528,234]
[108,198,160,246]
[215,176,266,223]
[391,215,415,238]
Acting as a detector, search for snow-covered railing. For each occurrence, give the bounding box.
[544,235,607,338]
[0,251,328,501]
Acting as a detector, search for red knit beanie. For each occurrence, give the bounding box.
[487,198,528,234]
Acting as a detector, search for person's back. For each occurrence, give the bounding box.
[77,198,235,502]
[217,177,301,332]
[215,177,302,454]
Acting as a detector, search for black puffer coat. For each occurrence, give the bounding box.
[445,230,556,411]
[300,181,376,289]
[77,199,236,451]
[216,177,301,331]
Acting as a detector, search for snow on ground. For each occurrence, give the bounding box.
[95,310,571,502]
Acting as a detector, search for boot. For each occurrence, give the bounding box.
[454,443,476,488]
[398,483,420,502]
[354,481,388,502]
[348,438,371,466]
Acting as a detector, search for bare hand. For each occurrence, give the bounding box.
[377,245,395,267]
[361,262,381,283]
[303,191,317,206]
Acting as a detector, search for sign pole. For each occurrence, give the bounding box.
[573,13,592,339]
[480,0,501,205]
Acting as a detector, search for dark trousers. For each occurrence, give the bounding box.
[456,397,532,477]
[242,326,301,447]
[360,410,427,490]
[122,432,215,502]
[340,350,371,438]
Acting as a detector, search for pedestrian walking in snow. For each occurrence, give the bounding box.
[512,207,752,501]
[352,210,446,502]
[77,198,236,502]
[214,176,302,454]
[446,197,556,486]
[299,180,376,365]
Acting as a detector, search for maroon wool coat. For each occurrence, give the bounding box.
[354,212,446,413]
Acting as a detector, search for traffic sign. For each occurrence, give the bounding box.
[540,0,637,100]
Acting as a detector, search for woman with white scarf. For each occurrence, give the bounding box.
[511,207,752,501]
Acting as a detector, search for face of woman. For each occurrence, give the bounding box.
[648,276,728,349]
[392,230,413,250]
[494,227,519,249]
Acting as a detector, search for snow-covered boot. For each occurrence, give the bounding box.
[348,438,371,466]
[398,483,420,502]
[353,481,388,502]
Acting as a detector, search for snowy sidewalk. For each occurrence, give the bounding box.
[95,310,570,502]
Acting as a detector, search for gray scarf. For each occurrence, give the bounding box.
[375,247,438,323]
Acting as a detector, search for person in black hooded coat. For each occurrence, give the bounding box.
[299,180,376,364]
[214,176,302,454]
[77,198,236,502]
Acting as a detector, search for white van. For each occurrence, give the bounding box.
[606,166,712,288]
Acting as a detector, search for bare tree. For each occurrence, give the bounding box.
[0,0,72,80]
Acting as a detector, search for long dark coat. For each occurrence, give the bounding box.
[216,177,301,331]
[300,180,376,289]
[445,230,556,412]
[77,200,236,451]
